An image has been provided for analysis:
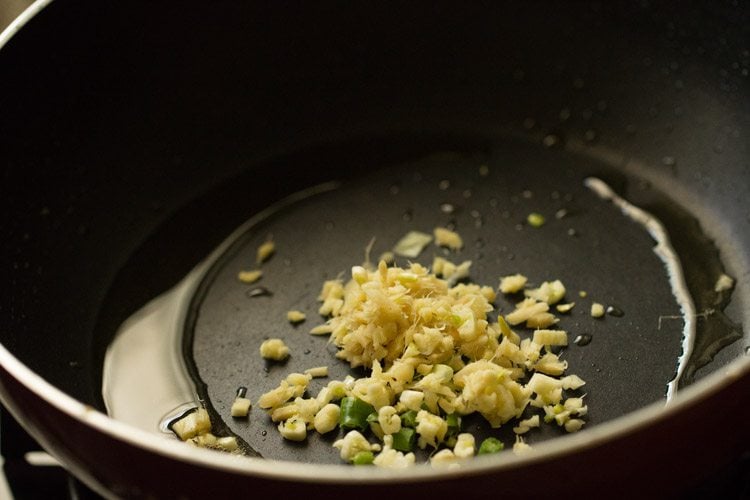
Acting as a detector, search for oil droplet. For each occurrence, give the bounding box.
[573,77,585,89]
[567,228,578,237]
[584,129,597,142]
[402,209,413,222]
[462,189,472,199]
[522,117,536,130]
[607,305,625,317]
[412,172,423,182]
[555,208,568,219]
[246,286,273,298]
[522,190,533,199]
[475,238,485,248]
[438,179,451,190]
[489,198,498,208]
[440,203,455,214]
[446,220,457,231]
[542,134,561,148]
[474,217,483,229]
[574,334,593,346]
[470,209,481,219]
[324,221,335,230]
[662,156,676,167]
[389,184,400,195]
[559,108,572,121]
[478,165,490,177]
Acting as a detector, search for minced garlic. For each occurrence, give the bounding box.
[256,238,275,264]
[237,269,262,284]
[433,227,463,250]
[259,338,290,361]
[286,310,306,323]
[230,397,252,418]
[304,366,329,378]
[499,274,528,294]
[714,273,734,292]
[170,408,240,453]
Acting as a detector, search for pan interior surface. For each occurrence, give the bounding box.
[103,134,743,464]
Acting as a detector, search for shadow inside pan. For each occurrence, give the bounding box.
[103,133,741,463]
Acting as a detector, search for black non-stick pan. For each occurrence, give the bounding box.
[0,1,748,498]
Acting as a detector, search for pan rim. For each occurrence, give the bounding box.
[0,0,53,50]
[1,340,749,484]
[2,0,749,487]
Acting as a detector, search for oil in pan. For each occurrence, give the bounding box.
[101,135,741,464]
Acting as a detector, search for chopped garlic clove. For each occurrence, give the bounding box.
[556,302,575,313]
[278,416,307,441]
[259,338,290,361]
[714,273,734,292]
[532,329,568,347]
[286,310,306,323]
[171,408,211,441]
[304,366,329,378]
[499,274,528,294]
[512,435,532,454]
[237,269,262,283]
[256,239,275,264]
[230,397,252,418]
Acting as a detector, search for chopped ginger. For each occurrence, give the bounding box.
[433,227,463,250]
[237,269,262,284]
[259,338,290,361]
[286,310,306,323]
[256,239,275,264]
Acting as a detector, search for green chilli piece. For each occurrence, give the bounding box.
[446,413,461,435]
[339,397,376,431]
[478,437,505,455]
[400,410,418,428]
[352,451,374,465]
[391,427,416,452]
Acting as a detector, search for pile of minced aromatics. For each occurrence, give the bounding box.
[252,233,588,468]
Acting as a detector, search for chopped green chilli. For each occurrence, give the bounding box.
[352,451,375,465]
[400,410,418,428]
[391,427,417,452]
[478,437,505,455]
[339,397,376,432]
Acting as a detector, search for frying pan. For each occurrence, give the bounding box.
[1,1,749,497]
